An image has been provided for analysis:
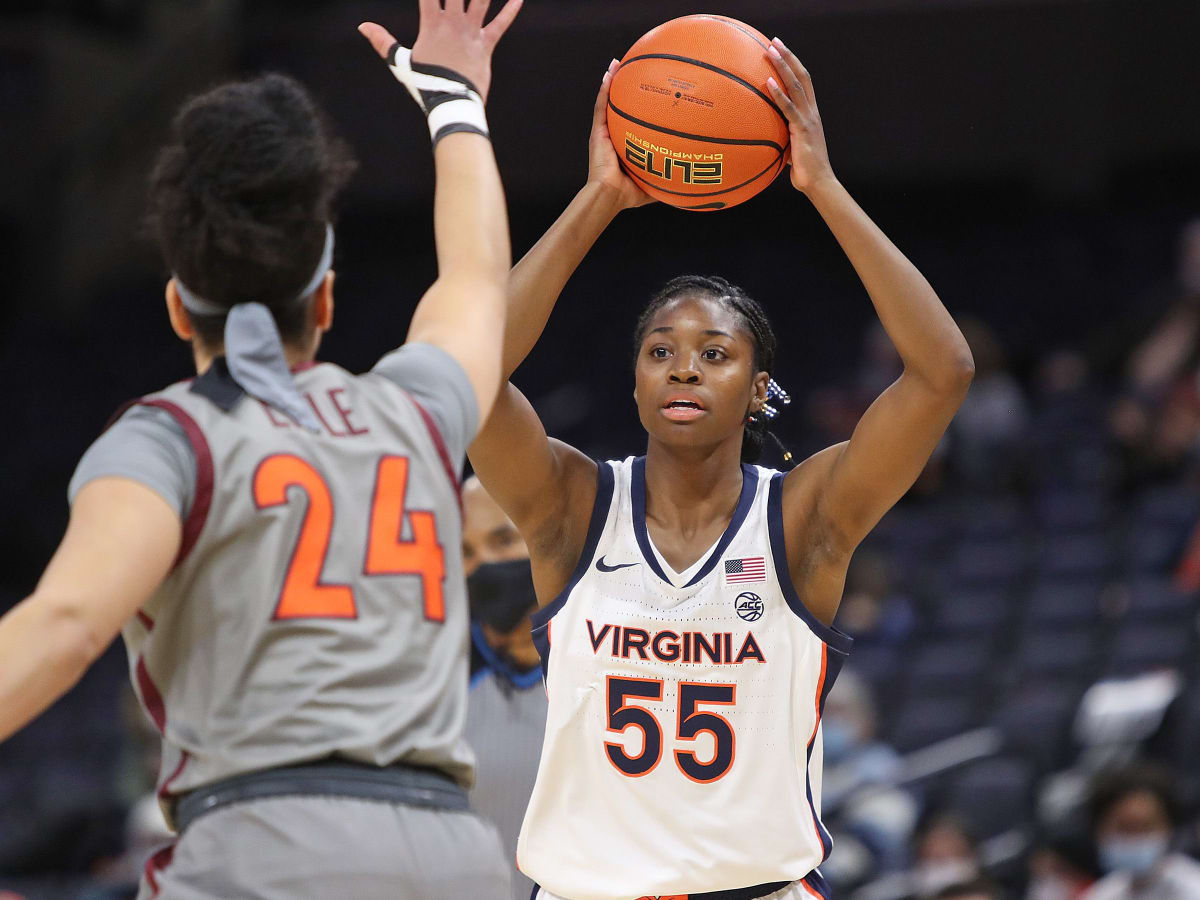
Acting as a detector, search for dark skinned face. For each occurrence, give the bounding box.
[634,294,770,452]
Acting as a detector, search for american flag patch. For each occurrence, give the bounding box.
[724,556,766,584]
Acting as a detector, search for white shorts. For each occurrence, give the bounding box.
[534,875,827,900]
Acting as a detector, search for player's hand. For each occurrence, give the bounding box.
[587,60,655,210]
[765,38,836,195]
[359,0,523,104]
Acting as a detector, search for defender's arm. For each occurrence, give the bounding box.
[0,478,180,742]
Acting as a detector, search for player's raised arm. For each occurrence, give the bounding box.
[360,0,522,422]
[766,38,974,625]
[469,66,651,601]
[0,479,180,742]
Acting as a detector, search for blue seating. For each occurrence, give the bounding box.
[1126,526,1186,573]
[958,496,1024,539]
[1132,486,1200,531]
[908,637,995,694]
[1015,628,1099,677]
[1106,622,1194,676]
[1038,531,1112,578]
[1037,489,1111,532]
[1125,577,1200,620]
[888,693,978,753]
[945,755,1036,838]
[993,681,1083,767]
[1027,577,1103,625]
[929,588,1012,634]
[948,536,1027,586]
[1164,689,1200,775]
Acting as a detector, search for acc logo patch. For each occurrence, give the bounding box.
[734,591,764,622]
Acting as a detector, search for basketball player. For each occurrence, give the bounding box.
[0,1,522,897]
[468,41,975,900]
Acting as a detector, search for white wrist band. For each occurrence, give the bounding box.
[385,43,489,147]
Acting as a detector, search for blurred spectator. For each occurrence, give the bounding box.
[805,323,915,488]
[807,323,903,444]
[1172,523,1200,591]
[911,812,984,898]
[460,477,546,900]
[1025,834,1096,900]
[1036,350,1091,401]
[806,322,955,500]
[824,669,918,885]
[932,879,1006,900]
[1083,764,1200,899]
[951,318,1030,490]
[1107,220,1200,488]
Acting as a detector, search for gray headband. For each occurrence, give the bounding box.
[174,225,334,433]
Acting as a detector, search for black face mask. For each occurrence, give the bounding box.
[466,559,537,633]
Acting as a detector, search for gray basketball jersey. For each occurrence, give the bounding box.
[109,357,475,811]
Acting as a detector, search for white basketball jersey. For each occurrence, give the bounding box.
[517,457,852,900]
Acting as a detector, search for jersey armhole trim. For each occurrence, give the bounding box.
[401,389,463,515]
[102,374,198,434]
[136,655,168,732]
[766,472,854,655]
[803,869,834,899]
[137,398,213,572]
[529,460,615,670]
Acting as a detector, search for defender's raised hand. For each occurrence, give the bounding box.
[765,38,835,194]
[359,0,522,105]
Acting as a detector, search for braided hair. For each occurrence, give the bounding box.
[145,73,357,348]
[632,275,782,464]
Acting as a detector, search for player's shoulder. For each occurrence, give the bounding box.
[595,456,636,494]
[101,375,199,434]
[124,373,195,404]
[747,461,783,480]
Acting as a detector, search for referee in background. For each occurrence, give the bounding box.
[462,475,548,900]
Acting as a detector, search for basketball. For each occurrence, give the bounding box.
[607,15,790,211]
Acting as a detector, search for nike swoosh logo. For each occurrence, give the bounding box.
[595,556,639,573]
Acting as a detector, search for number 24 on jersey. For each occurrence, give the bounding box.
[252,454,445,622]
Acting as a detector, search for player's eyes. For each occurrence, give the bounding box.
[650,346,671,359]
[702,347,727,360]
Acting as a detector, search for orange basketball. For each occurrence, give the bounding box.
[607,15,790,211]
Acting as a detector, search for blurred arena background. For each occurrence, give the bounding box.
[2,1,1200,898]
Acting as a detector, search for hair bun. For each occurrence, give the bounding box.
[147,73,356,317]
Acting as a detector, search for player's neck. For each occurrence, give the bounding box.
[191,340,317,374]
[643,436,744,534]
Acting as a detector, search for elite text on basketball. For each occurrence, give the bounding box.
[624,135,723,185]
